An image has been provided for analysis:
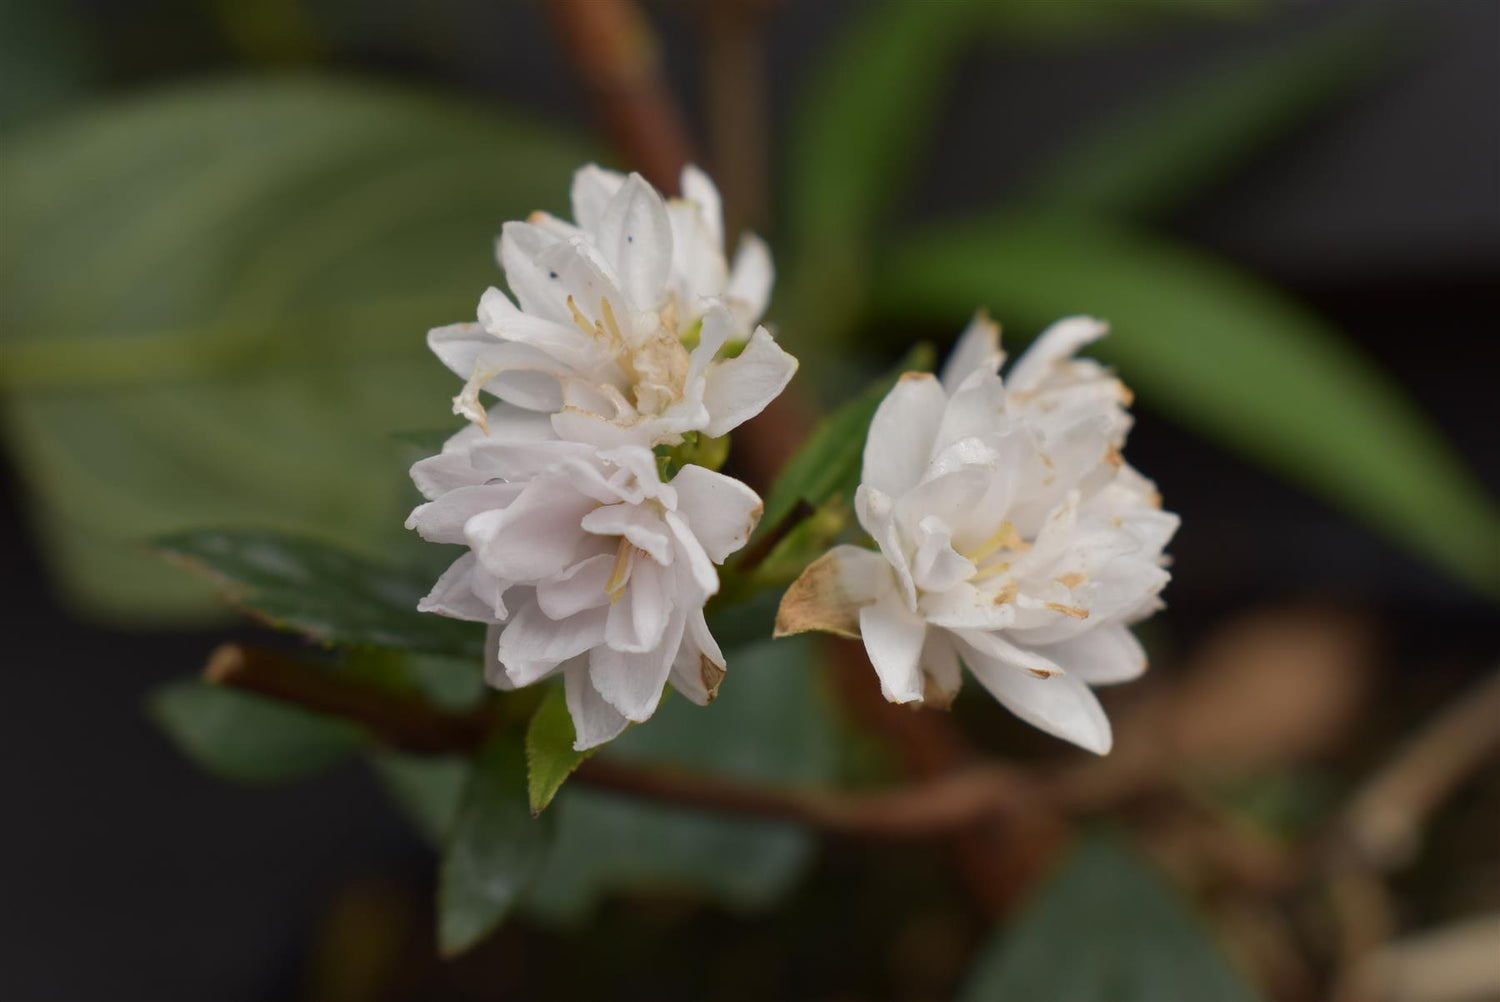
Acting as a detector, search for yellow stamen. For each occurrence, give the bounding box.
[604,539,635,603]
[965,521,1022,565]
[600,295,625,345]
[566,296,595,338]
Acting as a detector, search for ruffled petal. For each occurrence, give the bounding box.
[859,586,928,703]
[862,371,947,497]
[701,327,798,438]
[669,609,726,705]
[725,232,773,327]
[775,544,893,639]
[564,658,630,750]
[669,464,762,563]
[596,173,673,310]
[940,311,1003,393]
[496,599,608,686]
[589,611,686,721]
[960,639,1113,754]
[1040,624,1147,686]
[1006,315,1107,394]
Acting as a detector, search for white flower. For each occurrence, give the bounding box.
[406,408,763,749]
[777,314,1177,754]
[427,164,793,449]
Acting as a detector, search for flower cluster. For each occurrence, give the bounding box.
[778,314,1177,754]
[407,165,794,748]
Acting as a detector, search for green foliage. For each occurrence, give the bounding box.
[960,835,1258,1002]
[524,637,836,921]
[438,734,554,957]
[754,344,935,542]
[526,685,596,815]
[148,679,365,784]
[344,647,487,712]
[1028,9,1393,217]
[371,752,472,848]
[0,77,588,622]
[155,528,484,654]
[880,215,1500,595]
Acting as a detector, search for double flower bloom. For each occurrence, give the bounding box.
[409,164,1176,754]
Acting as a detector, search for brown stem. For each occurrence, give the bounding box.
[546,0,698,192]
[699,0,775,237]
[203,642,1050,840]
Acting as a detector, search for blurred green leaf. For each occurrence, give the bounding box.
[344,647,486,712]
[1028,11,1393,217]
[371,752,472,848]
[979,0,1260,38]
[526,685,595,815]
[0,77,588,622]
[524,637,837,921]
[148,679,365,784]
[880,214,1500,595]
[156,528,484,655]
[438,734,553,957]
[960,835,1257,1001]
[0,0,95,129]
[754,344,935,542]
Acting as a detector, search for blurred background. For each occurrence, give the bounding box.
[2,0,1496,999]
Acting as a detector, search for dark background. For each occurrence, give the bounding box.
[3,1,1496,998]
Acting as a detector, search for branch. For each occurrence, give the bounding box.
[203,643,1048,840]
[546,0,698,192]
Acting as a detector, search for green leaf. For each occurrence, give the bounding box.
[1028,11,1393,217]
[880,215,1500,595]
[148,679,365,784]
[960,835,1257,1002]
[0,77,588,623]
[371,752,472,848]
[438,734,553,957]
[525,685,595,815]
[524,637,837,921]
[754,344,935,542]
[155,528,484,655]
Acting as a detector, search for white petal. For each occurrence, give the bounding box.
[701,327,798,438]
[664,510,719,598]
[409,451,481,500]
[484,623,518,690]
[1040,624,1147,685]
[920,581,1018,631]
[564,658,630,750]
[910,516,975,594]
[496,599,608,686]
[686,302,734,385]
[570,163,627,233]
[405,483,523,545]
[679,164,724,248]
[589,611,686,721]
[466,478,593,581]
[931,371,1008,459]
[855,485,916,609]
[596,173,672,309]
[726,232,773,326]
[669,609,726,705]
[497,221,573,324]
[549,407,653,450]
[669,464,762,563]
[920,629,964,708]
[859,586,928,703]
[940,311,1004,393]
[605,557,672,653]
[536,553,615,619]
[416,554,497,623]
[1006,315,1108,394]
[477,285,600,371]
[955,628,1066,678]
[862,371,947,497]
[580,503,673,565]
[961,641,1113,754]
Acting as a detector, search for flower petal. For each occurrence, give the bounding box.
[496,221,573,325]
[955,628,1066,678]
[596,173,672,310]
[664,510,719,598]
[701,327,798,438]
[589,611,686,721]
[570,163,626,233]
[679,164,724,248]
[580,503,673,565]
[405,483,523,545]
[416,553,498,623]
[669,609,726,706]
[669,464,762,563]
[775,544,892,639]
[960,639,1113,754]
[726,232,773,326]
[466,478,593,581]
[855,485,916,609]
[564,658,630,750]
[536,553,615,620]
[1005,315,1107,394]
[605,556,672,653]
[920,629,964,709]
[497,599,608,686]
[477,285,600,371]
[940,310,1004,393]
[859,586,928,703]
[862,371,947,497]
[1040,624,1147,686]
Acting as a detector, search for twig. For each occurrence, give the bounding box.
[699,0,776,236]
[546,0,698,192]
[1340,665,1500,869]
[203,642,1049,840]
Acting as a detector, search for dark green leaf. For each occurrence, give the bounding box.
[754,344,935,542]
[526,685,596,815]
[371,752,472,848]
[1028,11,1393,217]
[524,637,837,921]
[438,734,553,957]
[880,215,1500,595]
[148,679,364,784]
[0,78,588,622]
[156,528,484,655]
[960,835,1258,1001]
